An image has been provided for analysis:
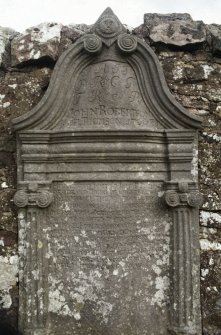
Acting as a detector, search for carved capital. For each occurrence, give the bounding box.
[164,190,180,207]
[117,34,137,53]
[164,181,203,208]
[14,181,53,208]
[83,34,102,54]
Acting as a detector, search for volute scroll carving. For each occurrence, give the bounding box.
[117,33,137,53]
[83,34,102,54]
[164,181,203,208]
[14,181,53,208]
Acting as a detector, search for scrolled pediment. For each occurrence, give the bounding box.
[12,8,201,132]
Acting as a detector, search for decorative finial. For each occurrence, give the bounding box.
[92,7,126,47]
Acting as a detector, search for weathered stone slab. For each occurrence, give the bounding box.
[45,182,170,333]
[206,24,221,55]
[13,8,203,335]
[11,22,62,66]
[142,13,206,48]
[59,24,89,55]
[0,26,17,68]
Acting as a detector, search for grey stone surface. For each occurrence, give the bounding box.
[0,26,17,69]
[12,8,203,335]
[11,22,62,66]
[11,22,93,66]
[142,13,207,47]
[58,24,93,57]
[206,24,221,55]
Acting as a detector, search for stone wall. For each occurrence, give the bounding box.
[0,13,220,334]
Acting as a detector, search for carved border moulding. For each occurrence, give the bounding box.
[14,181,53,333]
[165,130,197,180]
[164,181,203,335]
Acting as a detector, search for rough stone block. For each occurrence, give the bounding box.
[207,24,221,55]
[143,13,207,48]
[11,22,62,66]
[0,27,17,69]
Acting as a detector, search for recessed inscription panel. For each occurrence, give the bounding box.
[46,182,171,335]
[57,61,162,130]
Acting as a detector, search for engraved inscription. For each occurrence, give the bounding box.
[45,182,171,335]
[57,61,161,130]
[71,105,144,127]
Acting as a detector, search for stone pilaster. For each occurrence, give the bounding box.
[164,181,203,335]
[14,181,53,334]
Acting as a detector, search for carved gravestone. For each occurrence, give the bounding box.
[13,8,203,335]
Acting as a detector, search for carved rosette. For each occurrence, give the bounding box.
[14,181,53,208]
[83,34,102,54]
[164,181,202,335]
[117,34,137,53]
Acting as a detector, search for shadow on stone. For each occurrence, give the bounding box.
[0,322,22,335]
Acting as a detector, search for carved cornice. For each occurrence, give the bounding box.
[14,181,53,208]
[15,130,168,165]
[164,181,203,208]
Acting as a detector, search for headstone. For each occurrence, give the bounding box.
[13,8,203,335]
